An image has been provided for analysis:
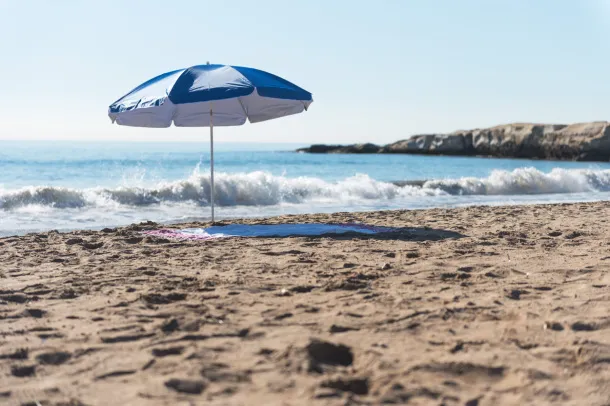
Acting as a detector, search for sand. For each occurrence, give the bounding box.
[0,202,609,406]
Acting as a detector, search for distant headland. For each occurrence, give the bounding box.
[297,122,610,161]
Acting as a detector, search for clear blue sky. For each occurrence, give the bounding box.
[1,0,609,143]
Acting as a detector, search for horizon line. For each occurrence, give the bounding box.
[0,139,310,144]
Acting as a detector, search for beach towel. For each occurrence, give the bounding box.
[143,223,398,241]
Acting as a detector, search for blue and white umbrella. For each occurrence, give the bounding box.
[108,63,313,221]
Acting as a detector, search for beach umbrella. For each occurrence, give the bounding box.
[108,63,313,221]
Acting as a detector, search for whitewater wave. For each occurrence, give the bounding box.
[422,167,610,195]
[2,167,610,210]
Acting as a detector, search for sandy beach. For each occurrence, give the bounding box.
[1,202,609,405]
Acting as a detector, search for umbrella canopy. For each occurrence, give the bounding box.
[109,64,312,127]
[108,63,313,221]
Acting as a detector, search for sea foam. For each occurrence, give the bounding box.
[2,167,610,210]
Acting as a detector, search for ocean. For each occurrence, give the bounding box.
[2,140,610,237]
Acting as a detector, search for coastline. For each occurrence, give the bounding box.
[296,121,610,162]
[1,202,609,405]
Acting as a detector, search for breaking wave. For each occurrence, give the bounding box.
[2,167,610,210]
[422,167,610,195]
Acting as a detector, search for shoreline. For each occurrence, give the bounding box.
[1,202,609,405]
[4,196,610,238]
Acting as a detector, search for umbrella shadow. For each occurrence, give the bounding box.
[250,227,466,242]
[149,222,466,243]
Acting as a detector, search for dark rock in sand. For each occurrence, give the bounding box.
[321,377,369,395]
[11,364,36,377]
[1,293,29,303]
[164,378,206,394]
[82,241,104,250]
[306,339,354,368]
[0,348,28,360]
[545,321,564,331]
[161,318,180,333]
[290,285,316,293]
[571,321,597,331]
[36,351,71,365]
[152,346,184,357]
[329,324,359,333]
[143,292,187,305]
[58,289,79,299]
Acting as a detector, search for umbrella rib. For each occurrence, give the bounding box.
[236,96,249,122]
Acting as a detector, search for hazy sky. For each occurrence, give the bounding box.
[1,0,609,143]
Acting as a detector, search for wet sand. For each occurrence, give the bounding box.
[1,202,609,405]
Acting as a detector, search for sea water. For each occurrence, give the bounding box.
[2,140,610,236]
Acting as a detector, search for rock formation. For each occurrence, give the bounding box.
[296,122,610,161]
[297,143,381,154]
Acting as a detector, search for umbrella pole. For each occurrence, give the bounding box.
[210,108,215,223]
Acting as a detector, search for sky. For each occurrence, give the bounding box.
[1,0,609,144]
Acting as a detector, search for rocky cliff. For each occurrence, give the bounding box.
[296,122,610,161]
